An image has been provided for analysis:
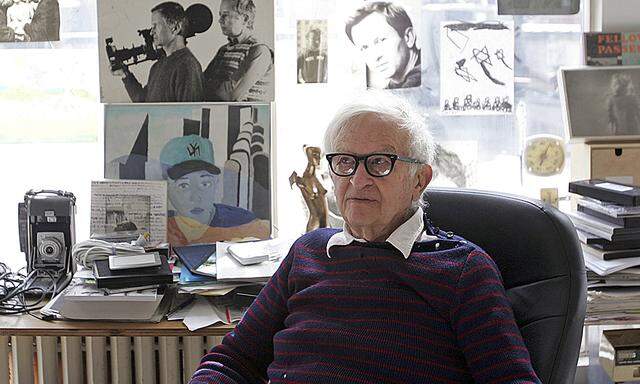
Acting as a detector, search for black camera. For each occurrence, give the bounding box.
[18,190,76,293]
[105,3,213,71]
[106,29,160,72]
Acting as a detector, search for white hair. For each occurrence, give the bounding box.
[323,92,434,166]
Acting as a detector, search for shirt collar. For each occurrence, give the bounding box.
[326,207,437,259]
[227,30,252,45]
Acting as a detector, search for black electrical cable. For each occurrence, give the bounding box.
[0,262,58,316]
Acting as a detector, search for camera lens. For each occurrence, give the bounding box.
[38,237,63,260]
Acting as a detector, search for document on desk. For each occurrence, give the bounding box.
[216,239,293,281]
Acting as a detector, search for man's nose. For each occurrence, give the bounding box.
[189,190,202,203]
[350,162,373,188]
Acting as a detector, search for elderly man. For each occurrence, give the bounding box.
[203,0,273,101]
[346,1,421,89]
[189,94,540,383]
[112,1,204,102]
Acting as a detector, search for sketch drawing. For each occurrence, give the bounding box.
[440,20,514,116]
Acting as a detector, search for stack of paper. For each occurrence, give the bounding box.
[216,239,293,282]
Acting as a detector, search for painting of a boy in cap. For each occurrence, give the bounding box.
[160,134,270,245]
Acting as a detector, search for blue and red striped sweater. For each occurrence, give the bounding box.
[190,228,541,383]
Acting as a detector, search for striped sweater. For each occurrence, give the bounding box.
[190,228,541,384]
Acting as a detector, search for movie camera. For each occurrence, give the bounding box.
[105,3,213,71]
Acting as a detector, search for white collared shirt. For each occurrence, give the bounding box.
[326,207,438,259]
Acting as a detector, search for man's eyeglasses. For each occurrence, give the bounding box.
[325,153,426,178]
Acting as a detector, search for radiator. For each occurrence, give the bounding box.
[0,335,223,384]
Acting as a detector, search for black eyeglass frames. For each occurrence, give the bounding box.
[325,153,426,177]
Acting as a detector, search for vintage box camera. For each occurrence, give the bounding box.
[18,190,76,293]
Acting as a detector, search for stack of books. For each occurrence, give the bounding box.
[567,180,640,322]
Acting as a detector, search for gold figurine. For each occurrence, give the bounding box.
[289,146,329,232]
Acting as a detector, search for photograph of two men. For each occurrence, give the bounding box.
[97,0,274,103]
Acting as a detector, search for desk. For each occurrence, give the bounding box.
[0,315,234,384]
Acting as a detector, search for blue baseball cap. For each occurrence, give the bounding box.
[159,135,220,180]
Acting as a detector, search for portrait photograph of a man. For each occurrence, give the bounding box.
[345,0,421,90]
[97,0,274,103]
[297,19,328,84]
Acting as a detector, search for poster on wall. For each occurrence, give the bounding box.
[104,103,272,246]
[440,20,514,116]
[559,66,640,140]
[342,0,421,90]
[297,19,328,84]
[97,0,275,103]
[0,0,60,43]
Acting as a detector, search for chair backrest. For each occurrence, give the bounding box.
[424,188,586,384]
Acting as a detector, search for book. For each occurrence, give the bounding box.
[585,32,640,66]
[569,180,640,206]
[93,255,173,289]
[578,204,640,227]
[578,229,640,251]
[578,197,640,218]
[582,242,640,261]
[173,243,217,277]
[564,209,640,237]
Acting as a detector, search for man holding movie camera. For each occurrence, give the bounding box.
[111,1,204,102]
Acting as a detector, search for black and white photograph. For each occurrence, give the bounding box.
[105,195,151,233]
[440,21,514,116]
[98,0,275,103]
[560,66,640,140]
[0,0,60,42]
[90,180,168,243]
[343,0,421,90]
[104,103,272,246]
[297,19,327,84]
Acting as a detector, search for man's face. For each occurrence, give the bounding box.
[168,170,221,226]
[306,31,321,50]
[219,0,247,37]
[351,12,410,82]
[331,115,423,239]
[151,11,176,48]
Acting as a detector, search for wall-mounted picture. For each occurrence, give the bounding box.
[90,180,168,244]
[297,19,327,84]
[440,20,514,116]
[343,0,421,90]
[104,103,272,246]
[560,66,640,141]
[497,0,579,15]
[0,0,60,42]
[97,0,274,103]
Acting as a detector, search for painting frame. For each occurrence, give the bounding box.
[104,103,274,246]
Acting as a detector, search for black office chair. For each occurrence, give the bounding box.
[424,188,587,384]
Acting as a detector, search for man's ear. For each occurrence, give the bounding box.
[412,164,432,201]
[403,27,416,49]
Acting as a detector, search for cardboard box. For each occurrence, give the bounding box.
[571,142,640,186]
